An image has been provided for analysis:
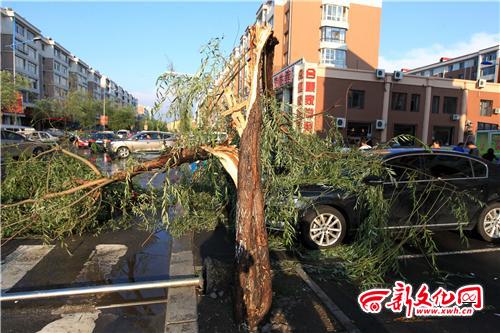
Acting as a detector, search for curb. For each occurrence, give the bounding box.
[165,234,199,333]
[274,251,360,333]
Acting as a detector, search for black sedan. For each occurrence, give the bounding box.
[296,149,500,249]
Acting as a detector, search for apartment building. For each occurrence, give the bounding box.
[0,8,42,124]
[88,69,103,100]
[406,45,500,83]
[229,1,499,145]
[40,38,71,100]
[0,7,137,125]
[256,0,382,73]
[69,56,90,94]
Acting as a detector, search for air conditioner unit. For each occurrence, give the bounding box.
[493,108,500,115]
[477,79,486,88]
[375,119,386,130]
[336,117,346,128]
[393,71,404,81]
[375,69,385,79]
[451,114,460,121]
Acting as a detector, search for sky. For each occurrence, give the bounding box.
[4,1,500,109]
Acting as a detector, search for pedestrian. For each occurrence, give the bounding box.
[453,142,465,152]
[359,137,372,150]
[482,148,499,163]
[431,139,441,149]
[466,141,479,156]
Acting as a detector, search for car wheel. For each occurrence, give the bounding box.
[477,202,500,243]
[301,205,347,249]
[33,147,43,156]
[116,147,130,159]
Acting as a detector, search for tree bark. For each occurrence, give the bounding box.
[234,35,277,331]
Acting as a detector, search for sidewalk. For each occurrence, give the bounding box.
[192,224,345,333]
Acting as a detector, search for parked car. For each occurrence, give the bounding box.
[1,130,51,162]
[25,131,59,144]
[0,125,36,134]
[45,128,65,137]
[116,130,131,139]
[285,149,500,249]
[109,131,176,158]
[91,131,119,151]
[73,133,93,148]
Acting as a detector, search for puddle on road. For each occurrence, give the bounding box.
[91,230,172,332]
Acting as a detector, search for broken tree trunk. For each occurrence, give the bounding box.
[234,32,278,331]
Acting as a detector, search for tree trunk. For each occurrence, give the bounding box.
[234,36,277,331]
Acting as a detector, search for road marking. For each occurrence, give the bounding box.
[1,245,55,291]
[398,247,500,260]
[36,311,101,333]
[36,244,128,333]
[75,244,128,282]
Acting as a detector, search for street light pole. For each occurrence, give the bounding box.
[100,76,107,130]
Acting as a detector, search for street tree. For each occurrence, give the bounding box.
[1,24,474,332]
[0,70,29,112]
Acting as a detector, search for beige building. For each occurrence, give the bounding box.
[406,45,500,83]
[0,7,137,126]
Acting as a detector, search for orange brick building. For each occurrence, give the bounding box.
[232,1,499,145]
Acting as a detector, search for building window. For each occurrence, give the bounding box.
[443,97,457,114]
[481,66,495,76]
[27,62,37,75]
[393,124,416,146]
[320,27,346,43]
[27,46,36,59]
[322,4,348,22]
[452,63,460,71]
[459,62,464,69]
[478,122,499,130]
[410,94,420,112]
[432,126,455,145]
[348,90,365,109]
[16,24,26,36]
[15,56,25,69]
[480,100,493,116]
[320,48,346,67]
[431,96,440,113]
[391,92,407,111]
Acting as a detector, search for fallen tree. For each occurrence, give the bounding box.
[1,24,475,332]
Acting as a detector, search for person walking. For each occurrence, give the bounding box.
[482,148,499,163]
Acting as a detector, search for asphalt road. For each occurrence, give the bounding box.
[1,228,172,333]
[307,230,500,333]
[1,152,175,333]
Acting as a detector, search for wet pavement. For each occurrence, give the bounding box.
[304,231,500,333]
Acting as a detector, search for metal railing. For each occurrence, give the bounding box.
[0,276,201,302]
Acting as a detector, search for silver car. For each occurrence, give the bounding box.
[109,131,176,158]
[1,130,51,162]
[25,131,59,144]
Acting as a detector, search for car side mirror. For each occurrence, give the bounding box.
[362,175,384,186]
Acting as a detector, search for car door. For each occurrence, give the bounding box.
[147,132,162,151]
[421,154,487,228]
[132,133,150,152]
[382,154,429,228]
[1,130,27,159]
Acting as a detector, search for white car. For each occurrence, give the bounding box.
[25,131,59,144]
[116,130,131,139]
